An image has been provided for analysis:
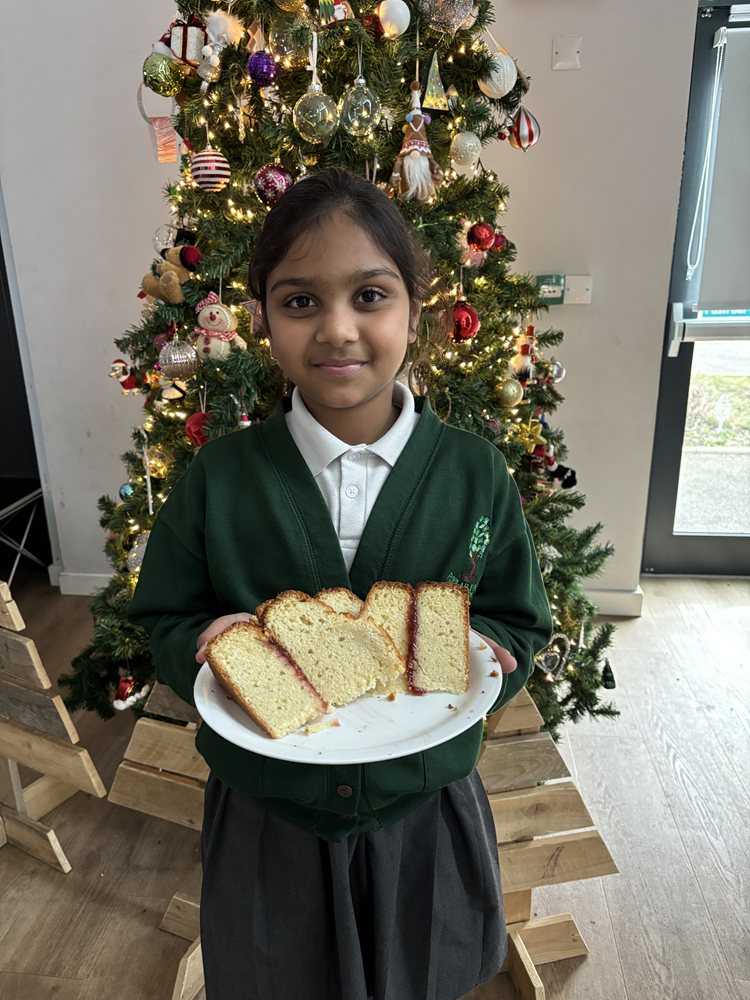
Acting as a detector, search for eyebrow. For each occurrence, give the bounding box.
[269,267,401,295]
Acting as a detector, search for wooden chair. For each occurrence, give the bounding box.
[0,581,107,872]
[475,687,619,999]
[109,681,618,1000]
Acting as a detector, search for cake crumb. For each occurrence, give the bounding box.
[477,642,488,651]
[489,656,498,663]
[387,692,397,701]
[304,718,340,736]
[489,670,499,677]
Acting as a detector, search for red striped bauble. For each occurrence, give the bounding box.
[508,106,541,151]
[191,147,231,191]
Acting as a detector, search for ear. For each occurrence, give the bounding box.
[408,299,421,344]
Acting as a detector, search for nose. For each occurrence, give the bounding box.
[316,305,358,347]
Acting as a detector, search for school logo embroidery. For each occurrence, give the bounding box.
[448,516,490,599]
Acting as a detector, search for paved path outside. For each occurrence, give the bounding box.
[674,450,750,533]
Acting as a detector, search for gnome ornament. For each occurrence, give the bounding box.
[510,325,538,388]
[192,292,248,362]
[389,82,444,203]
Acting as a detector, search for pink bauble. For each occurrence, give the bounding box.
[491,232,507,253]
[253,163,295,205]
[451,300,481,343]
[466,221,496,252]
[191,148,231,191]
[508,107,541,151]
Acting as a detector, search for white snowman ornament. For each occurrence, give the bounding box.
[193,292,247,361]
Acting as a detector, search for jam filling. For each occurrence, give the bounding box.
[265,633,328,709]
[405,584,426,695]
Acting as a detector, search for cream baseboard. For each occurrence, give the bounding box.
[59,572,112,596]
[584,585,644,618]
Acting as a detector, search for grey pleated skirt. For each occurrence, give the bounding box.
[200,768,506,1000]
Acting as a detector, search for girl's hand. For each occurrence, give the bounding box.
[471,629,517,674]
[196,613,253,664]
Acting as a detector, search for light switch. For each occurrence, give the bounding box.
[564,275,593,304]
[552,36,583,71]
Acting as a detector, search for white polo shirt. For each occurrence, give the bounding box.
[285,380,420,572]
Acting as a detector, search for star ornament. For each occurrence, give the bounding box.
[518,420,546,454]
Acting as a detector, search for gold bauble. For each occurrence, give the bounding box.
[274,0,306,10]
[143,446,171,479]
[495,378,524,407]
[269,11,312,69]
[142,53,184,97]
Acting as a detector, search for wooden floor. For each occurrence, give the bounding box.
[1,569,748,1000]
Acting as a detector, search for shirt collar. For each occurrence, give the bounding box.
[285,380,416,478]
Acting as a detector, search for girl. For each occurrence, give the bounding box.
[128,167,553,1000]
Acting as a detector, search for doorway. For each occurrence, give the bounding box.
[642,3,750,576]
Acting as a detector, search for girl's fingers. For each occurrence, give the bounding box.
[195,613,253,663]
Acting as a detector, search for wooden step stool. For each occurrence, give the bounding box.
[0,581,107,872]
[474,687,619,999]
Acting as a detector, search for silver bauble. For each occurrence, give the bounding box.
[459,3,479,29]
[449,130,482,166]
[127,531,151,575]
[549,359,566,383]
[425,0,473,35]
[158,340,200,378]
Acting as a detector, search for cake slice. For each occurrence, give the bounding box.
[257,591,405,706]
[315,588,364,616]
[410,582,470,694]
[205,620,328,739]
[361,582,413,695]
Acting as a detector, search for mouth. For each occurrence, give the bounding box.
[314,360,367,377]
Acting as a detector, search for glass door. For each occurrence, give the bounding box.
[642,4,750,575]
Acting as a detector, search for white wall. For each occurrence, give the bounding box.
[2,1,698,610]
[0,0,176,593]
[483,0,698,614]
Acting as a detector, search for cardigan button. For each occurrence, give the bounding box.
[337,784,353,798]
[342,814,353,820]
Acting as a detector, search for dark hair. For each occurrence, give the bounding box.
[247,168,448,388]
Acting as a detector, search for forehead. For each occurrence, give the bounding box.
[270,212,402,279]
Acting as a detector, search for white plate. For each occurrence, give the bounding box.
[193,632,503,765]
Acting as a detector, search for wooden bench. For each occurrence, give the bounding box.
[0,581,106,873]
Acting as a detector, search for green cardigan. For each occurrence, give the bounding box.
[128,397,553,841]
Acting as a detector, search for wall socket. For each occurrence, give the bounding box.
[552,36,583,71]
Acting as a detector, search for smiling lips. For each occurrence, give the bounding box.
[315,359,367,377]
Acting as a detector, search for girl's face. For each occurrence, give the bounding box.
[263,213,419,420]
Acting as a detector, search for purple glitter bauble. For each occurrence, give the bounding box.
[246,50,278,87]
[253,163,295,205]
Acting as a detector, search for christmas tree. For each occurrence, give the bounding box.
[58,0,617,739]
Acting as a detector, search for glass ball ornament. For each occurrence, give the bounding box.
[478,54,518,100]
[274,0,306,10]
[142,52,184,96]
[451,300,481,343]
[467,222,496,251]
[549,359,566,383]
[143,446,170,480]
[377,0,410,37]
[338,77,382,137]
[253,163,295,205]
[293,84,339,144]
[246,50,278,87]
[269,11,312,69]
[119,482,134,501]
[127,531,151,575]
[152,225,179,256]
[158,339,200,379]
[191,148,231,191]
[495,378,524,408]
[450,131,482,166]
[491,232,507,253]
[426,0,473,35]
[508,106,541,151]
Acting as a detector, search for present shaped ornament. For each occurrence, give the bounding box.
[161,15,206,68]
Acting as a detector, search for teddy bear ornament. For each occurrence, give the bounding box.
[192,292,247,361]
[141,244,202,304]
